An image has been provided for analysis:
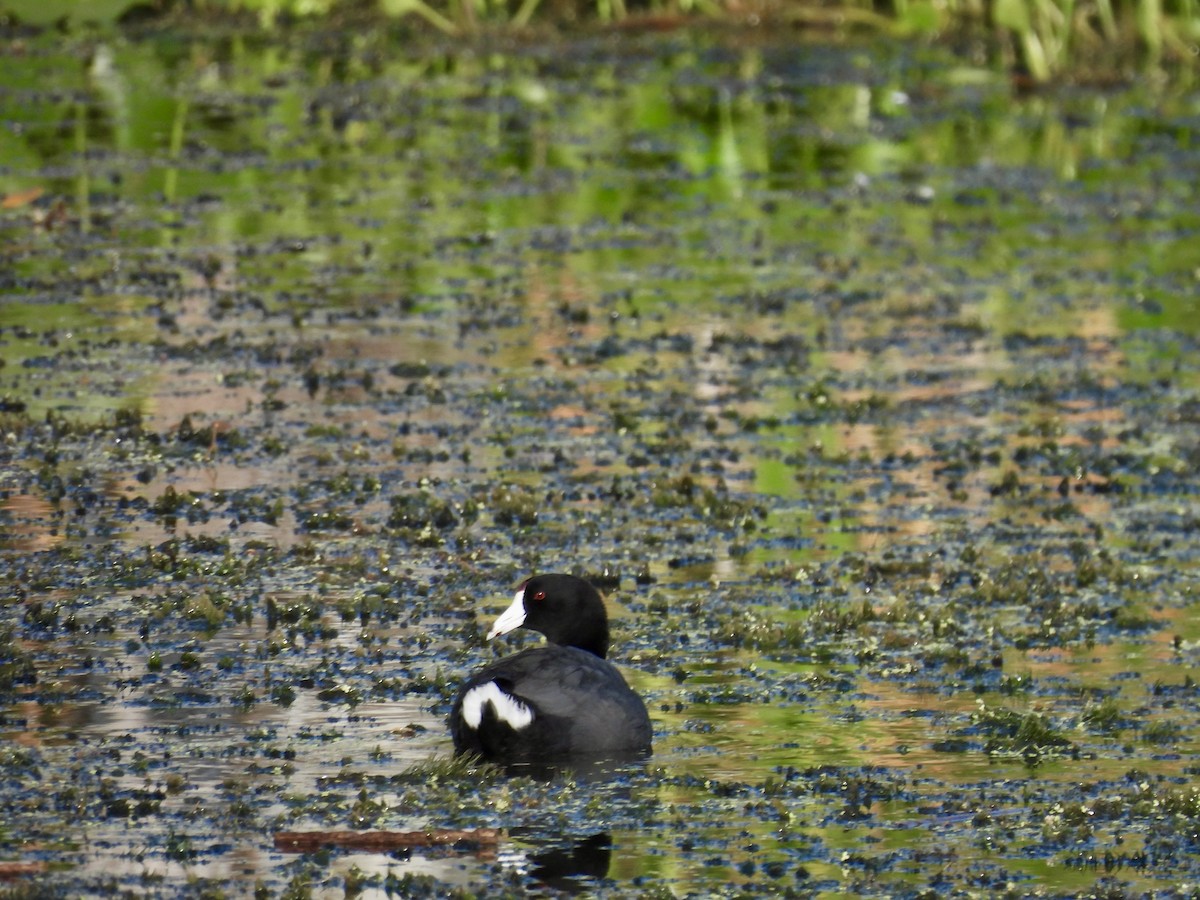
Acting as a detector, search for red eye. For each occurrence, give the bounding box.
[531,590,546,601]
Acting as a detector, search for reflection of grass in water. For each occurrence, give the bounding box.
[0,302,158,419]
[1141,719,1184,745]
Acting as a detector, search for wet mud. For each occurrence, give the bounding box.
[1,23,1199,898]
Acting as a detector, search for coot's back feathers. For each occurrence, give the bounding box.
[452,645,650,758]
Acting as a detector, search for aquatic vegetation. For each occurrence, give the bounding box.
[0,0,1193,83]
[1081,695,1126,733]
[0,21,1198,900]
[967,701,1078,759]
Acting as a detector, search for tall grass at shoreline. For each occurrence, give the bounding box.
[0,0,1196,80]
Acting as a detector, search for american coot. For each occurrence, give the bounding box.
[450,574,652,763]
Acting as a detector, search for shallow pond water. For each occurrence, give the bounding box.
[1,22,1200,899]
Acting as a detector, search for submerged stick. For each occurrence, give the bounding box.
[0,861,47,878]
[274,828,499,854]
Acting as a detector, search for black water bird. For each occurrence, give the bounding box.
[450,574,652,764]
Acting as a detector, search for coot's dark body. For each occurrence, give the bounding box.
[449,574,652,764]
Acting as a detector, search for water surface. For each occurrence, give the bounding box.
[1,24,1199,898]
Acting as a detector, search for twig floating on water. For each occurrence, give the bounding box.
[0,861,47,878]
[274,828,500,854]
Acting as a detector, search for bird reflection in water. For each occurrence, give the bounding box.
[505,832,613,893]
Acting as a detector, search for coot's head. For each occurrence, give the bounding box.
[487,573,610,659]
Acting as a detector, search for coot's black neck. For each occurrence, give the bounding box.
[520,574,612,659]
[552,622,609,659]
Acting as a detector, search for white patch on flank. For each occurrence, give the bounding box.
[486,588,528,640]
[461,682,534,731]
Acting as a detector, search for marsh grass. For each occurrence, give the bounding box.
[397,753,504,782]
[4,0,1195,80]
[444,0,1155,80]
[969,700,1079,758]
